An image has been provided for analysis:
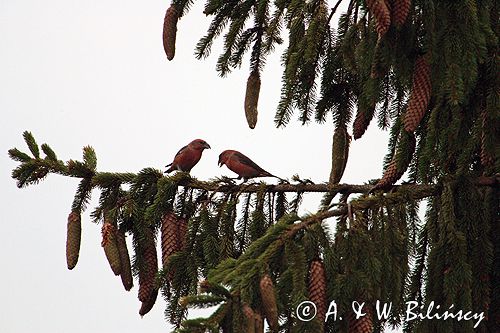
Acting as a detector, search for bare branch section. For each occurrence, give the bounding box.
[179,178,431,194]
[123,173,496,195]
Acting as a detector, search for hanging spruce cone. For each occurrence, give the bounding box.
[403,55,432,133]
[330,127,351,184]
[244,71,261,129]
[101,222,122,276]
[138,228,158,303]
[353,105,375,140]
[353,111,367,140]
[348,308,373,333]
[259,274,279,331]
[374,158,399,190]
[161,211,179,269]
[116,229,133,291]
[163,5,179,61]
[255,310,264,333]
[139,288,158,317]
[366,0,391,37]
[66,211,81,270]
[373,132,416,190]
[242,304,256,333]
[308,260,327,325]
[392,0,411,27]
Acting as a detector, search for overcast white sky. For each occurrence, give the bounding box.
[0,1,397,332]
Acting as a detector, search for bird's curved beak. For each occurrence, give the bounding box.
[204,143,211,149]
[218,157,223,167]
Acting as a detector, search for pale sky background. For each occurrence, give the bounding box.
[0,1,399,332]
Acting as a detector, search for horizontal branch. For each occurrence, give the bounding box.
[184,180,433,194]
[176,175,498,195]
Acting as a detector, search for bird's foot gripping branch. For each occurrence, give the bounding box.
[8,131,499,332]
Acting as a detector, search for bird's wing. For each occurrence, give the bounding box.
[174,145,189,157]
[165,145,188,168]
[234,151,267,173]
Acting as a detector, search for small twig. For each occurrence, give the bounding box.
[328,0,345,24]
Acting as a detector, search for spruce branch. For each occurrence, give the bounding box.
[9,132,498,197]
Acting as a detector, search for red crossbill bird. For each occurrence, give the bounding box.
[165,139,211,173]
[218,150,281,182]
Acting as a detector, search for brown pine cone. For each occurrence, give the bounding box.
[373,132,416,189]
[242,304,256,333]
[348,308,373,333]
[353,111,367,140]
[255,310,264,333]
[403,55,432,133]
[116,229,133,291]
[101,222,122,276]
[66,211,81,270]
[259,274,279,331]
[244,71,261,129]
[138,228,158,303]
[330,127,351,184]
[366,0,391,37]
[161,211,179,269]
[139,288,158,317]
[309,260,327,325]
[392,0,411,27]
[373,159,399,190]
[163,5,179,61]
[353,105,375,140]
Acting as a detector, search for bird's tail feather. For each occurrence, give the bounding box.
[164,163,174,174]
[264,172,285,182]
